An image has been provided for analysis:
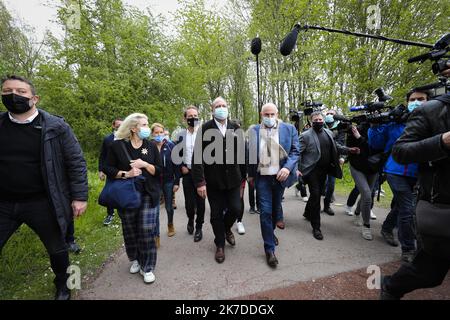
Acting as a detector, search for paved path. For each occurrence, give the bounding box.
[77,187,416,300]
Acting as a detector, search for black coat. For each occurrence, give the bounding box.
[98,133,114,172]
[392,96,450,204]
[346,125,379,174]
[103,139,162,207]
[0,110,88,235]
[192,119,244,190]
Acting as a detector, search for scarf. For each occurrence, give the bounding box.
[258,119,288,175]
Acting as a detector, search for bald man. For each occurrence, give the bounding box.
[248,103,300,268]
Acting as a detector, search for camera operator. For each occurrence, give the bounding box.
[380,68,450,299]
[368,89,430,263]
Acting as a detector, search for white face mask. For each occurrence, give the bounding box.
[263,116,276,127]
[214,107,228,121]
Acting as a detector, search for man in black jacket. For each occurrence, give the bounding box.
[0,75,88,300]
[99,118,122,226]
[380,69,450,299]
[192,97,244,263]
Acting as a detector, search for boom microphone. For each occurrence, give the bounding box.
[280,24,301,56]
[251,37,262,55]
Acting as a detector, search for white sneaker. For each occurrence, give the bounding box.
[345,205,354,216]
[353,215,363,226]
[302,196,309,202]
[129,260,140,274]
[370,210,377,220]
[140,269,156,283]
[362,226,373,241]
[236,222,245,235]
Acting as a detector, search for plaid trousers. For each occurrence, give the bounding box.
[119,194,158,273]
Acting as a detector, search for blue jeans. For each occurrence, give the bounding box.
[382,174,417,252]
[324,175,336,208]
[256,175,284,253]
[162,181,175,224]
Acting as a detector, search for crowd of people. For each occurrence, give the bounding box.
[1,73,450,300]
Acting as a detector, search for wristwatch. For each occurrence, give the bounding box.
[121,172,126,179]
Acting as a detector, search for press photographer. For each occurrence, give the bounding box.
[368,89,431,263]
[380,33,450,299]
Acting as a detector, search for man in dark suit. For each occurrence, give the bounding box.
[98,118,123,226]
[192,97,244,263]
[299,111,359,240]
[173,106,205,242]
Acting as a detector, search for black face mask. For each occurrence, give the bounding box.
[187,117,199,128]
[313,122,324,132]
[1,93,33,114]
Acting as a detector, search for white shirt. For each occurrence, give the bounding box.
[184,127,198,169]
[214,118,228,137]
[259,121,281,176]
[8,110,39,124]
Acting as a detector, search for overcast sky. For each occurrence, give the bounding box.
[3,0,226,42]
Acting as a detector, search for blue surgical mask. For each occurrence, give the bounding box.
[214,107,229,121]
[153,135,164,143]
[138,127,151,140]
[325,115,334,123]
[263,117,276,128]
[407,100,422,113]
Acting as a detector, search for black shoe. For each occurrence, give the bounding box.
[187,222,194,235]
[103,214,114,226]
[55,285,71,300]
[401,250,415,264]
[380,276,400,300]
[274,235,279,246]
[313,229,323,240]
[249,207,257,214]
[323,207,335,216]
[303,213,310,221]
[380,230,399,247]
[68,241,81,254]
[225,231,236,246]
[194,229,203,242]
[265,251,278,268]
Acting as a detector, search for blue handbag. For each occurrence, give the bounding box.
[98,141,145,210]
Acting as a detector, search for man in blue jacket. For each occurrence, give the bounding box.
[248,103,300,268]
[0,75,88,300]
[368,89,430,263]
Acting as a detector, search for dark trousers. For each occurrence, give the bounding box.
[385,241,450,298]
[295,176,308,198]
[237,197,244,222]
[248,179,258,210]
[324,175,336,208]
[0,198,70,287]
[207,186,240,248]
[162,181,175,224]
[182,172,205,229]
[66,219,75,243]
[106,206,115,216]
[346,184,377,208]
[303,166,328,230]
[382,174,417,252]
